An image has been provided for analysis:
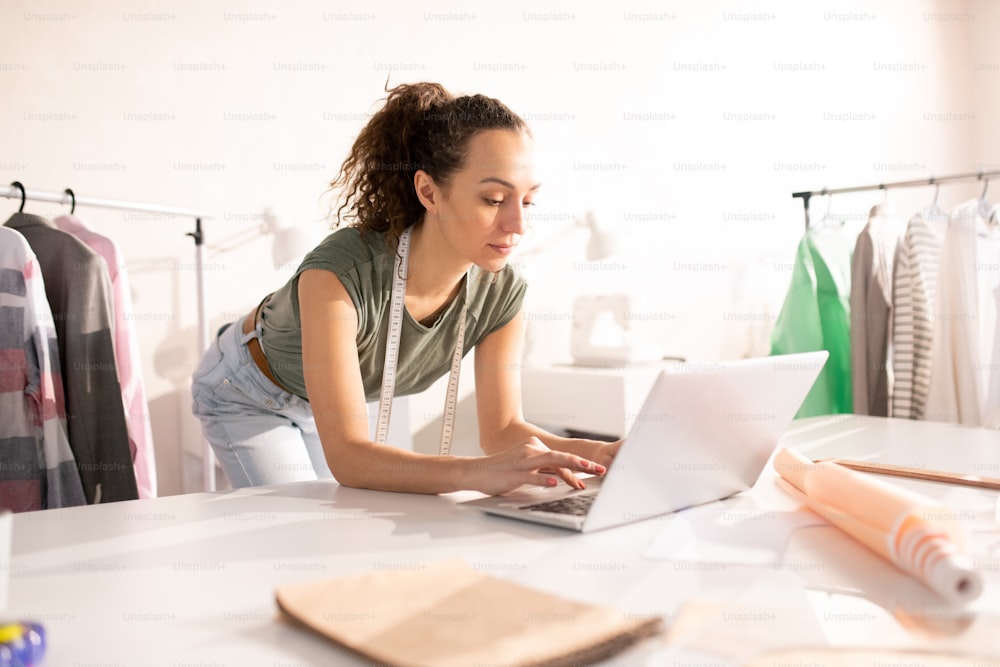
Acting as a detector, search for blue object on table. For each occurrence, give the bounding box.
[0,622,45,666]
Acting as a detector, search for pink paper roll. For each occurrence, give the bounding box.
[773,448,982,605]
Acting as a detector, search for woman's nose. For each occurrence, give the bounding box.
[501,204,528,235]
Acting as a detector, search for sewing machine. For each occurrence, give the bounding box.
[569,294,665,366]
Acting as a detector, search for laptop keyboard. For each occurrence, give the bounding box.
[519,492,596,516]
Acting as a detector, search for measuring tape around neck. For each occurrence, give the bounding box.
[374,227,467,456]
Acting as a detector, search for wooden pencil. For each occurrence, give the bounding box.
[814,458,1000,491]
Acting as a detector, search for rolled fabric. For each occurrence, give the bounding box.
[774,448,982,605]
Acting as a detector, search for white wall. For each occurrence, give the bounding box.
[970,0,1000,172]
[1,0,988,490]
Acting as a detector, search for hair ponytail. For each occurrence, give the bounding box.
[329,82,528,248]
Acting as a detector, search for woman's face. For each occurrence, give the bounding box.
[425,129,539,273]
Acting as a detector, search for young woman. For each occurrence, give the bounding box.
[192,82,619,494]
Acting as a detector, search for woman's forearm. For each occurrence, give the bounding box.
[327,440,471,494]
[328,433,604,496]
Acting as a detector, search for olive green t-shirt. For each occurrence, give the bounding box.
[259,226,528,402]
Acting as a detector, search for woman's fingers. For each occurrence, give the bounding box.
[555,466,586,490]
[529,451,604,490]
[475,440,608,496]
[530,450,605,477]
[522,471,560,488]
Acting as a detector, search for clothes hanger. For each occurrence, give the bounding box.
[64,188,76,214]
[10,181,26,212]
[811,192,842,231]
[977,175,992,218]
[968,175,997,238]
[869,184,895,220]
[975,180,1000,238]
[921,179,947,223]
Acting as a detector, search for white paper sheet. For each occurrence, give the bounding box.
[642,499,825,565]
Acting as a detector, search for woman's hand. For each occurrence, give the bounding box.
[563,438,622,470]
[589,439,623,469]
[463,437,606,497]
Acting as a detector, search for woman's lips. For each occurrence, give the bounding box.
[488,243,515,255]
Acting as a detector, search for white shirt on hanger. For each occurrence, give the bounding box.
[924,199,1000,426]
[979,207,1000,426]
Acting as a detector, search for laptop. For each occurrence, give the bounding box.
[460,351,828,532]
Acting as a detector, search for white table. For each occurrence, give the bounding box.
[8,415,1000,666]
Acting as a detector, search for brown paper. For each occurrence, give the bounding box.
[274,559,664,667]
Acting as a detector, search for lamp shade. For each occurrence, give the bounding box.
[514,209,620,264]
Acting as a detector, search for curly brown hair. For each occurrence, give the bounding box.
[329,82,529,249]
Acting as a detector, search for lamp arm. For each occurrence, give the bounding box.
[515,221,581,261]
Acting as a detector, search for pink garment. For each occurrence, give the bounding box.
[54,214,157,497]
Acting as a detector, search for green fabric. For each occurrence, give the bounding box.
[259,227,527,402]
[770,228,854,417]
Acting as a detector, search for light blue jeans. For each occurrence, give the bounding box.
[190,318,333,488]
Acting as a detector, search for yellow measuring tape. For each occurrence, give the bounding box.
[374,227,467,456]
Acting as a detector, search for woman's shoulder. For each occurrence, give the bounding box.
[468,262,528,302]
[311,225,381,255]
[301,226,390,272]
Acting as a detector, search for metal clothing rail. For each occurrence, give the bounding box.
[1,182,218,493]
[792,170,1000,230]
[0,183,214,219]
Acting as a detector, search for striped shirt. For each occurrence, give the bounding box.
[0,227,86,510]
[891,213,946,419]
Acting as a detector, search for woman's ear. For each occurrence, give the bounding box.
[413,170,439,212]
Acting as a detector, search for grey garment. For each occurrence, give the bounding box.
[260,227,528,402]
[4,213,137,504]
[850,220,897,416]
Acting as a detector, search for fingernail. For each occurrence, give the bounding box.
[580,460,590,469]
[546,477,557,486]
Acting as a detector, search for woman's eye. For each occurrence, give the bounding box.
[523,201,536,208]
[484,198,503,206]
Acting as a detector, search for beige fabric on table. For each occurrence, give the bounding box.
[275,559,664,667]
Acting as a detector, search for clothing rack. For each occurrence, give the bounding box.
[792,170,1000,230]
[1,182,219,492]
